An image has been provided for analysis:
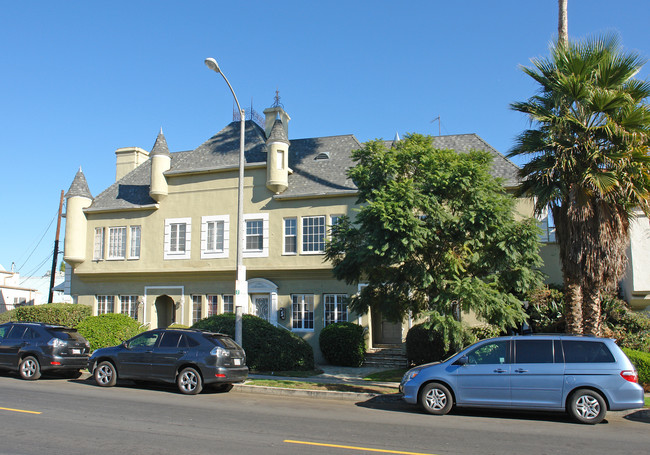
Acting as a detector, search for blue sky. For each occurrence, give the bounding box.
[1,1,648,278]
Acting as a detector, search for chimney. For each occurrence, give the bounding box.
[115,147,149,181]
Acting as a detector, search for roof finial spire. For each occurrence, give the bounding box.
[272,89,283,108]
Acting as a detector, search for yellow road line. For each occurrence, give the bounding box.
[284,440,436,455]
[0,407,42,415]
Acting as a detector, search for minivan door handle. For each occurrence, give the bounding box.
[493,368,507,373]
[514,368,528,373]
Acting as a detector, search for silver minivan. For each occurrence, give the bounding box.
[400,335,644,424]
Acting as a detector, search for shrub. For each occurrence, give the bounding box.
[192,314,314,371]
[167,323,190,329]
[319,322,365,367]
[4,303,92,328]
[602,297,650,352]
[406,323,471,366]
[470,324,502,340]
[77,313,147,351]
[622,348,650,389]
[525,286,566,333]
[0,309,17,323]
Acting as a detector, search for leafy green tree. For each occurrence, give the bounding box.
[509,35,650,335]
[326,134,544,350]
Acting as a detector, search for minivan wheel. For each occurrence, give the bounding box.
[177,367,203,395]
[419,382,453,415]
[568,388,607,424]
[19,356,41,380]
[94,361,117,387]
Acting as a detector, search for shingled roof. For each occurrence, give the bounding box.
[83,123,520,212]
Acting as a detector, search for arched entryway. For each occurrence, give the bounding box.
[154,295,174,328]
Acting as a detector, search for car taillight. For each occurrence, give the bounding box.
[620,370,638,383]
[210,346,230,357]
[47,338,65,348]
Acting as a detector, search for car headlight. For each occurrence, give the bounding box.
[402,368,421,383]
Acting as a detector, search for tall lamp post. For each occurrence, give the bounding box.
[204,57,246,346]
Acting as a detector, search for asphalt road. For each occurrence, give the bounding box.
[0,373,648,455]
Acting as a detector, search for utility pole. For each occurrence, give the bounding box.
[48,190,64,303]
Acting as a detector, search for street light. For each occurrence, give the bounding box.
[204,57,246,346]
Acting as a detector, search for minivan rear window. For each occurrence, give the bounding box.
[563,341,615,363]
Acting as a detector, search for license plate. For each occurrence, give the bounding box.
[72,349,81,355]
[233,358,241,366]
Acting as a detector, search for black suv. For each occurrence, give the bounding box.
[88,328,248,395]
[0,322,90,380]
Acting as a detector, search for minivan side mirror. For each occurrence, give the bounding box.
[453,355,469,366]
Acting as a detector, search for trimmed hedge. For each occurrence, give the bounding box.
[406,323,458,366]
[623,348,650,388]
[77,313,147,351]
[319,322,365,367]
[0,303,91,327]
[192,313,314,371]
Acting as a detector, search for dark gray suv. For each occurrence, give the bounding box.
[0,322,90,380]
[88,328,248,395]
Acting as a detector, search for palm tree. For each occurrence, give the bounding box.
[509,34,650,335]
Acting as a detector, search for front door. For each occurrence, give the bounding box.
[253,295,270,322]
[154,295,174,329]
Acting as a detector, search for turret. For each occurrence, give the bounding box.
[63,168,93,266]
[263,106,290,194]
[149,129,171,202]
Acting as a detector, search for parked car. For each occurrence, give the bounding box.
[0,322,90,380]
[88,328,248,395]
[400,335,644,424]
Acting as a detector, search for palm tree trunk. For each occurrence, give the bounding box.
[564,278,582,334]
[558,0,568,46]
[582,287,601,336]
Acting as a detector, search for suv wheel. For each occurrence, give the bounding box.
[177,367,203,395]
[568,388,607,424]
[94,361,117,387]
[419,382,453,415]
[19,356,41,380]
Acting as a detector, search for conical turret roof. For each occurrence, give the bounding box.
[150,128,171,156]
[65,167,93,199]
[267,119,289,145]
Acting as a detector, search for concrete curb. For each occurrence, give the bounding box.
[232,383,401,402]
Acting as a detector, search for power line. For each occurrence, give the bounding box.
[16,209,58,273]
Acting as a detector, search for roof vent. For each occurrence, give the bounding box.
[315,151,330,161]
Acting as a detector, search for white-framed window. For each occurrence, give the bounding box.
[283,217,297,254]
[302,215,326,253]
[93,227,105,261]
[192,295,202,324]
[120,295,138,319]
[324,294,348,326]
[292,294,314,331]
[207,295,219,317]
[108,226,127,259]
[164,217,191,260]
[222,294,234,313]
[243,213,269,258]
[129,226,141,259]
[201,215,229,259]
[97,295,115,315]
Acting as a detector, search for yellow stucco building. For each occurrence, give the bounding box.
[63,105,531,362]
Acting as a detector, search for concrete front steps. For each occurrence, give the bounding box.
[363,344,408,369]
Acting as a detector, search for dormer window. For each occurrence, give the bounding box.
[315,152,330,160]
